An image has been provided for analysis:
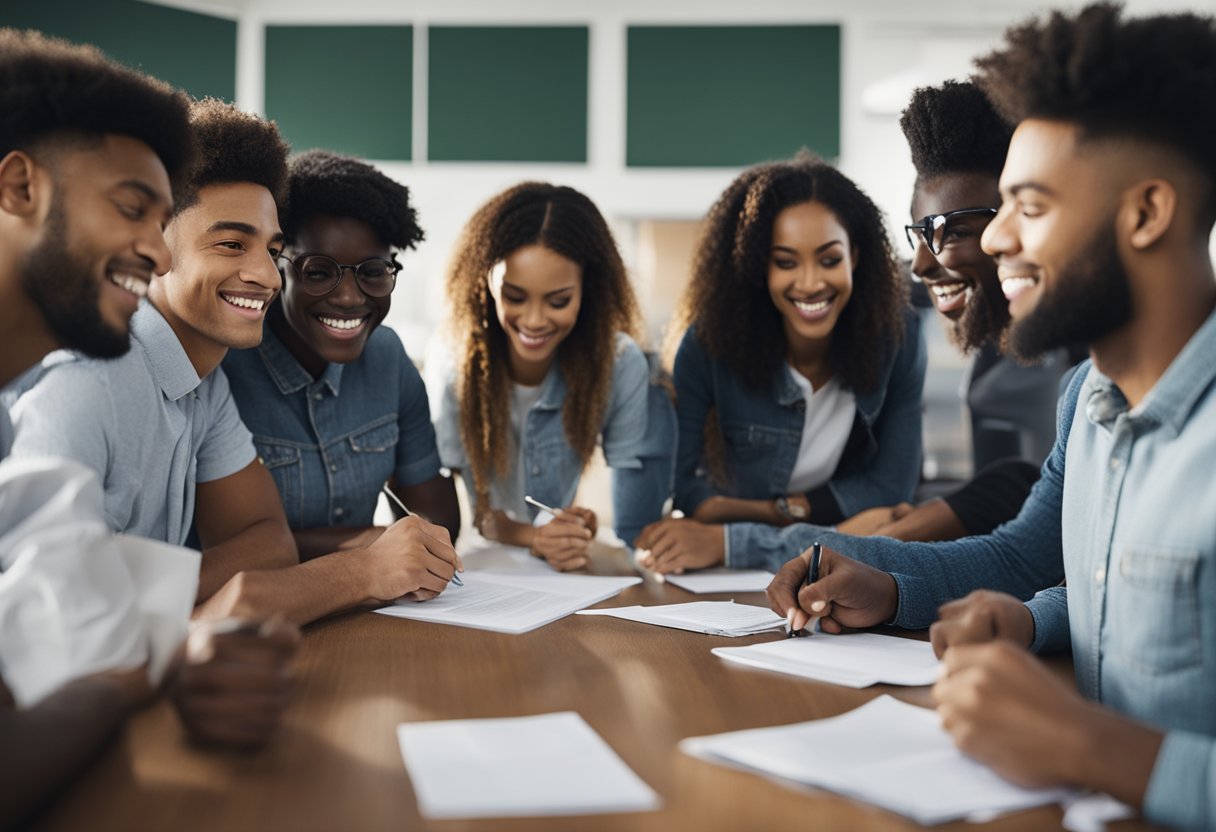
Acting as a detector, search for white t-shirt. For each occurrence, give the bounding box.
[489,382,545,521]
[785,367,856,494]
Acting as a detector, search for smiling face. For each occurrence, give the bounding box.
[909,172,1008,352]
[767,200,855,355]
[487,243,583,385]
[19,134,173,358]
[275,215,392,375]
[152,181,283,371]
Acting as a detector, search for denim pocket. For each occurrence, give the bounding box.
[1112,546,1202,674]
[349,420,399,453]
[256,439,302,526]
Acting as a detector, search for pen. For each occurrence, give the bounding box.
[524,495,561,517]
[786,541,822,638]
[381,484,462,586]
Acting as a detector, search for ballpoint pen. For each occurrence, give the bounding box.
[381,484,462,586]
[524,495,561,517]
[786,541,821,638]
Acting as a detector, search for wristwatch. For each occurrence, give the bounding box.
[775,496,809,521]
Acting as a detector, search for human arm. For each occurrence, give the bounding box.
[671,329,724,514]
[611,355,675,547]
[635,518,726,574]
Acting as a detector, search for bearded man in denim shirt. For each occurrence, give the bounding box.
[764,4,1216,828]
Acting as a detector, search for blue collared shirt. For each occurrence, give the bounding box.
[222,323,442,530]
[729,307,1216,830]
[7,302,256,546]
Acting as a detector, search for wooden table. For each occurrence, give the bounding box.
[37,548,1153,832]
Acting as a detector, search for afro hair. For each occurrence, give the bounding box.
[280,150,423,250]
[174,97,289,214]
[0,28,194,194]
[899,80,1013,180]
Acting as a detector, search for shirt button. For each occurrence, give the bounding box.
[1109,457,1121,471]
[329,463,338,473]
[313,392,323,401]
[532,466,540,475]
[335,507,345,517]
[1095,567,1106,583]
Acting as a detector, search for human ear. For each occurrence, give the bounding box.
[1125,179,1177,251]
[0,150,43,219]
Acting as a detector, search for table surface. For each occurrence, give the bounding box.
[36,547,1154,832]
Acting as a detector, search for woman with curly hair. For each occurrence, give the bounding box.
[435,182,673,569]
[223,150,460,558]
[637,154,926,574]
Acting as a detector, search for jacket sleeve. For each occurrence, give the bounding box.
[672,329,720,514]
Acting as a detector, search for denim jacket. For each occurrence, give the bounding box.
[222,324,441,529]
[434,333,672,546]
[674,307,926,522]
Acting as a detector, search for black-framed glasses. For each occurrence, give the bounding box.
[278,253,402,298]
[904,207,997,256]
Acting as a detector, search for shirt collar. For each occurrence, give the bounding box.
[534,363,565,410]
[1085,305,1216,436]
[256,324,344,397]
[131,302,202,402]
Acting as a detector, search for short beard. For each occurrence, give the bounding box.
[1007,222,1132,361]
[19,198,131,359]
[945,271,1012,354]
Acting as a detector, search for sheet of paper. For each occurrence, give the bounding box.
[398,711,660,819]
[374,572,641,634]
[457,538,555,574]
[664,568,774,594]
[681,695,1071,825]
[577,601,784,637]
[712,631,939,688]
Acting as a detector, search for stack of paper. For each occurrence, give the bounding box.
[398,711,660,819]
[680,695,1072,824]
[375,572,641,634]
[663,568,774,594]
[576,601,785,637]
[713,631,939,688]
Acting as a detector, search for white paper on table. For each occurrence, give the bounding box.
[456,538,555,574]
[374,572,641,634]
[712,631,939,688]
[1061,793,1136,832]
[577,601,784,637]
[681,695,1073,825]
[663,568,774,594]
[397,711,661,819]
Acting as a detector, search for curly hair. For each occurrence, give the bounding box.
[447,182,642,518]
[900,80,1012,181]
[174,98,289,214]
[975,2,1216,219]
[0,28,194,194]
[280,150,423,250]
[676,153,906,395]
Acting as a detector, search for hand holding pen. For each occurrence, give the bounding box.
[524,495,596,572]
[786,542,822,637]
[766,541,899,635]
[381,484,463,587]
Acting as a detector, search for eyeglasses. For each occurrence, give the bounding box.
[904,207,998,256]
[279,253,401,298]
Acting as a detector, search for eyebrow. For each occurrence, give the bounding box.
[502,280,577,298]
[1005,181,1057,198]
[116,179,174,214]
[772,240,844,255]
[206,220,286,244]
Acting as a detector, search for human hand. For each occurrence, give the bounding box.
[361,515,463,602]
[634,518,725,574]
[170,616,300,750]
[531,508,593,572]
[765,545,897,634]
[835,502,916,536]
[97,663,157,711]
[929,590,1035,658]
[559,505,598,537]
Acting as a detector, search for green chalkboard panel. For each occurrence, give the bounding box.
[0,0,236,101]
[265,26,412,161]
[627,25,840,167]
[428,26,588,163]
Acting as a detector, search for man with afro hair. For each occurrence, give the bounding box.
[0,32,296,827]
[768,5,1216,826]
[224,150,461,558]
[11,101,462,628]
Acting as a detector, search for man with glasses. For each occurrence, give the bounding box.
[222,149,461,561]
[10,101,462,626]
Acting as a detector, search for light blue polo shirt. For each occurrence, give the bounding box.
[8,302,256,547]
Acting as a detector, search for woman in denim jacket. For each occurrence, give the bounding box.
[224,151,460,559]
[638,155,926,575]
[434,183,674,569]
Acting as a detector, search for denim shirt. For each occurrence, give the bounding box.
[222,324,441,529]
[674,307,926,520]
[435,333,670,546]
[728,307,1216,831]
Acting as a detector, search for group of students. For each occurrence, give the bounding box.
[0,2,1214,829]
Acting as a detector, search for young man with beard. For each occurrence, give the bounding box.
[9,98,463,626]
[0,31,298,828]
[766,5,1216,826]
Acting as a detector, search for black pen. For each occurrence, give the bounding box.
[786,541,821,638]
[381,484,463,587]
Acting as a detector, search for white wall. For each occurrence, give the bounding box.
[158,0,1216,356]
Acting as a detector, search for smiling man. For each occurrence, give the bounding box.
[765,4,1216,826]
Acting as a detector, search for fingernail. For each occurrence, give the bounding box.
[810,600,826,612]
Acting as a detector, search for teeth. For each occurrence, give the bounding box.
[518,332,551,347]
[931,283,967,299]
[793,299,830,314]
[221,293,265,311]
[1001,277,1036,299]
[109,272,148,299]
[319,316,365,331]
